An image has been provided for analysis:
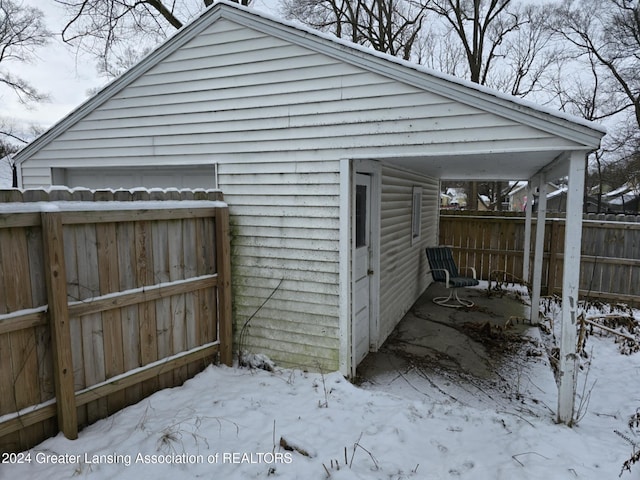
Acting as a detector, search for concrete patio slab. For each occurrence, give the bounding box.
[357,282,559,419]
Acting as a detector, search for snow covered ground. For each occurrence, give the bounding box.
[1,288,639,480]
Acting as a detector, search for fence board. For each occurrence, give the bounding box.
[135,220,159,398]
[168,219,187,385]
[62,221,87,427]
[0,189,231,454]
[3,228,44,448]
[26,226,55,433]
[116,220,142,406]
[183,219,199,377]
[76,223,108,423]
[96,222,126,414]
[152,220,172,389]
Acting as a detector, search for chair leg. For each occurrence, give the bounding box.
[432,288,474,308]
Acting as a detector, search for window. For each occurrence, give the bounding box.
[355,184,368,247]
[411,186,422,245]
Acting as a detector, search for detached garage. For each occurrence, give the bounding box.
[15,0,604,421]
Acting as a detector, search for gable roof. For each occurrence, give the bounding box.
[14,0,605,165]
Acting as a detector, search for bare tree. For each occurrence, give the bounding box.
[425,0,524,85]
[425,1,561,209]
[55,0,251,79]
[281,0,429,59]
[415,26,467,74]
[546,0,640,212]
[0,1,50,145]
[548,0,640,129]
[487,4,561,98]
[0,0,50,103]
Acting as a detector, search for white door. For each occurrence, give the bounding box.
[354,173,371,365]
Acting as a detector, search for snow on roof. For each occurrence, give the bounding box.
[603,183,638,198]
[507,181,528,196]
[546,186,568,199]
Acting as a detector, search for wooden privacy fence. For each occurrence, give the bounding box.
[440,211,640,306]
[0,189,232,454]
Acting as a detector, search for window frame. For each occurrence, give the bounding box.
[411,185,422,246]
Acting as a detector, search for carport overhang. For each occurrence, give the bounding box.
[356,139,602,425]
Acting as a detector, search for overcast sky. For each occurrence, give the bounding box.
[3,1,98,131]
[3,0,278,136]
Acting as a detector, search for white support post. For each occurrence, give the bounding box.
[557,151,586,425]
[522,181,533,284]
[338,159,352,377]
[530,175,547,325]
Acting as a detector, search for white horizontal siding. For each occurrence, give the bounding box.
[74,91,451,127]
[20,166,52,188]
[220,160,342,371]
[21,18,577,182]
[53,112,515,145]
[378,165,439,345]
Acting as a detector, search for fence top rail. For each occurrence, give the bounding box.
[0,200,226,212]
[440,213,640,229]
[0,197,228,228]
[0,187,223,203]
[441,210,640,222]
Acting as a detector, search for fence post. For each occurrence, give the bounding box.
[215,206,233,366]
[41,211,78,440]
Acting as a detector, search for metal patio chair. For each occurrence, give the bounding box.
[426,246,479,308]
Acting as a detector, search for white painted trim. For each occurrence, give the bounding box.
[557,151,586,425]
[535,151,571,180]
[522,181,533,282]
[530,175,547,325]
[349,145,596,162]
[354,160,381,357]
[16,162,23,189]
[338,158,352,376]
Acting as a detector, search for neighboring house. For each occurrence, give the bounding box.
[507,181,603,213]
[508,181,560,212]
[545,186,601,213]
[443,188,467,209]
[0,155,13,189]
[440,192,453,209]
[477,194,491,211]
[602,183,640,213]
[13,1,605,376]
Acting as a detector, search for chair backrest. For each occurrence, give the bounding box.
[425,246,460,281]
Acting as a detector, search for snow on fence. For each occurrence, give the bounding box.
[0,189,232,454]
[440,211,640,306]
